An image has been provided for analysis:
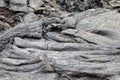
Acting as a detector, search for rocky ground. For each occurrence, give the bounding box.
[0,0,120,31]
[0,0,120,80]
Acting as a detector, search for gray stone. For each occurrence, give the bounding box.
[109,75,120,80]
[75,77,100,80]
[23,13,39,23]
[109,0,120,7]
[0,72,57,80]
[60,16,76,29]
[0,20,11,31]
[9,0,28,12]
[1,8,120,80]
[76,11,120,33]
[0,0,6,7]
[10,0,27,4]
[29,0,44,10]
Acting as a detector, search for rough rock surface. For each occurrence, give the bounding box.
[23,13,39,23]
[0,0,120,31]
[0,8,120,80]
[0,0,6,7]
[0,0,120,80]
[29,0,44,11]
[9,0,28,12]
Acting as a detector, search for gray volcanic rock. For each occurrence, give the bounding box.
[9,0,28,12]
[0,0,120,79]
[76,10,120,32]
[0,0,6,7]
[62,10,120,47]
[29,0,44,10]
[109,0,120,8]
[23,13,39,23]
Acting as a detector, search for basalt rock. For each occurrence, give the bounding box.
[0,0,6,7]
[23,12,39,23]
[0,9,120,80]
